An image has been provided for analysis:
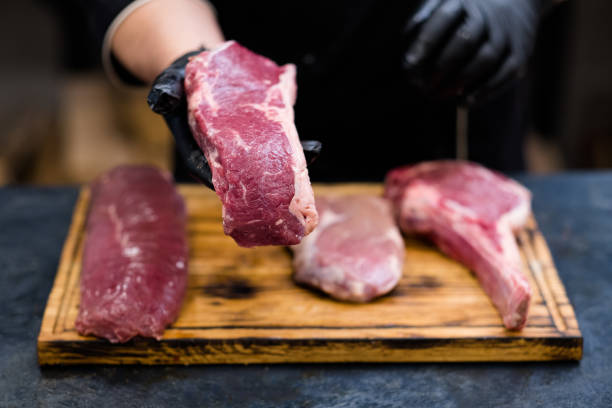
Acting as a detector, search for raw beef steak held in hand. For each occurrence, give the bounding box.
[291,196,405,302]
[385,161,532,330]
[75,166,188,343]
[185,41,318,247]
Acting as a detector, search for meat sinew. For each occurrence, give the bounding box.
[75,166,188,343]
[185,41,318,247]
[385,161,532,330]
[291,195,405,302]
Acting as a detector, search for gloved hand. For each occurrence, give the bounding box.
[402,0,546,104]
[147,50,322,190]
[147,49,215,189]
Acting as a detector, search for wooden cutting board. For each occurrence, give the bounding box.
[37,184,582,365]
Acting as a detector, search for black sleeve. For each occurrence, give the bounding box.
[71,0,144,85]
[72,0,133,50]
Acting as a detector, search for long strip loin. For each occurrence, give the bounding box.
[75,166,188,343]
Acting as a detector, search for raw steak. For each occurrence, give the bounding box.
[384,161,532,330]
[291,196,404,302]
[75,166,188,343]
[185,40,318,247]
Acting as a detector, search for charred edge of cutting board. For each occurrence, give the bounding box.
[37,336,583,365]
[389,276,444,297]
[200,277,257,299]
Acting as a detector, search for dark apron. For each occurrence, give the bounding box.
[175,0,527,182]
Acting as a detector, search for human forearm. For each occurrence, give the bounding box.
[111,0,225,83]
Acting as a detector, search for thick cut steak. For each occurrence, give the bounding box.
[385,161,532,329]
[185,41,318,247]
[75,166,188,343]
[291,196,404,302]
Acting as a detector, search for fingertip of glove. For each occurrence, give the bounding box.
[300,140,322,166]
[147,88,169,114]
[404,0,443,35]
[403,44,427,73]
[148,87,182,115]
[403,52,419,70]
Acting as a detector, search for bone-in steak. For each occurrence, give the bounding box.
[185,41,318,247]
[291,195,404,302]
[75,166,188,343]
[385,161,532,329]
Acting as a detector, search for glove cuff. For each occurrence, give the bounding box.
[148,48,206,115]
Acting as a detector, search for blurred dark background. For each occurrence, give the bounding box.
[0,0,611,184]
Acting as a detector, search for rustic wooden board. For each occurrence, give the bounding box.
[38,184,582,364]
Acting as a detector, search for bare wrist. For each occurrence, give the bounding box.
[108,0,224,84]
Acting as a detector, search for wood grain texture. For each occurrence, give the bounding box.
[37,184,582,365]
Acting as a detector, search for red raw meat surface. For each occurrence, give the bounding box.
[185,41,317,247]
[75,166,188,343]
[292,195,404,302]
[385,161,532,330]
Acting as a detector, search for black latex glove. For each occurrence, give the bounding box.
[402,0,546,105]
[147,50,322,190]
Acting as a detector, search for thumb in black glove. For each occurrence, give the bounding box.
[147,50,322,190]
[147,49,215,189]
[402,0,546,105]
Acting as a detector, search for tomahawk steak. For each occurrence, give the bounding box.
[185,41,318,247]
[384,161,532,329]
[291,195,405,302]
[75,166,188,343]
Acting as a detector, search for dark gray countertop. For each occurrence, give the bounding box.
[1,173,611,407]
